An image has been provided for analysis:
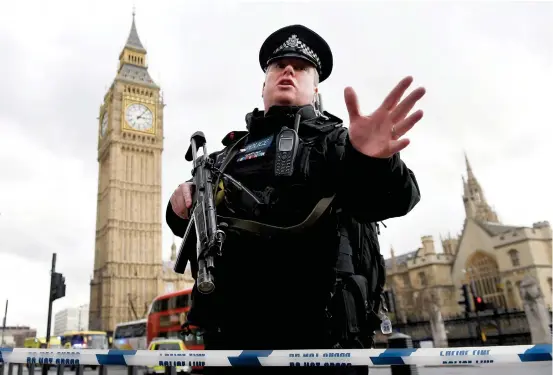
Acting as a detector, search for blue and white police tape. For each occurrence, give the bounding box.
[0,345,550,368]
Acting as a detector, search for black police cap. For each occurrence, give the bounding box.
[259,24,333,83]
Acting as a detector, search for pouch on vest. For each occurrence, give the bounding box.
[329,273,380,347]
[327,214,384,349]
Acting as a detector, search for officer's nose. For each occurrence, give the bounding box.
[283,64,295,75]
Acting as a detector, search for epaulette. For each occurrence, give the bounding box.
[300,111,343,135]
[221,131,248,146]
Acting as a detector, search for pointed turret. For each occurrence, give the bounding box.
[461,154,499,223]
[115,10,157,87]
[390,246,397,272]
[125,10,146,52]
[170,236,177,262]
[118,10,147,68]
[464,152,475,181]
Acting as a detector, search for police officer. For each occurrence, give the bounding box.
[167,24,424,375]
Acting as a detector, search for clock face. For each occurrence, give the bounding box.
[125,103,154,132]
[100,113,108,137]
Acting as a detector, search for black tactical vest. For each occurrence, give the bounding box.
[185,105,386,353]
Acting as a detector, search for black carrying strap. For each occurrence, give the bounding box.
[218,195,336,236]
[215,133,250,182]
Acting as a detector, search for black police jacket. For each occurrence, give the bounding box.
[166,105,420,349]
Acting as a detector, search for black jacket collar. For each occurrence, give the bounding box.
[245,105,318,135]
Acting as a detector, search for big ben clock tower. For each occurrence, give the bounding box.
[90,12,165,332]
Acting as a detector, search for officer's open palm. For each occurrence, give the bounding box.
[170,183,194,219]
[345,76,426,159]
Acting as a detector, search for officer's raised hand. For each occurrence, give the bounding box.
[170,182,195,219]
[345,76,426,159]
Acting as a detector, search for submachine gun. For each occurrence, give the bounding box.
[173,131,265,295]
[175,131,224,295]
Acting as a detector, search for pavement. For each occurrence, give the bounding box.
[3,362,551,375]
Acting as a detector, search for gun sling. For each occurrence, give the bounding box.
[218,194,335,236]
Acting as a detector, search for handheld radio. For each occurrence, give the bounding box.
[274,114,301,177]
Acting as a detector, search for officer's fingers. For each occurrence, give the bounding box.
[170,189,187,219]
[389,87,426,124]
[344,87,361,120]
[380,76,413,111]
[182,183,193,209]
[387,138,410,156]
[393,110,423,139]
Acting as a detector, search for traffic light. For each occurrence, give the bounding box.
[51,272,66,301]
[458,284,471,314]
[474,295,486,312]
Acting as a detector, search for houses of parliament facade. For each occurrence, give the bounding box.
[88,14,553,333]
[385,156,552,322]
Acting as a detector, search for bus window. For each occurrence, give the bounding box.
[150,299,168,313]
[172,294,190,309]
[113,320,147,350]
[150,293,191,313]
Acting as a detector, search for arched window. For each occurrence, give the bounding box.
[466,251,506,309]
[508,249,520,267]
[418,272,427,287]
[402,274,410,288]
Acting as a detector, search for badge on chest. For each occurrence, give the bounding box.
[236,134,274,162]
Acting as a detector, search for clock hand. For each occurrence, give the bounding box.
[137,109,147,119]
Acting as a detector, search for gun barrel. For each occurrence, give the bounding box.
[190,138,199,164]
[197,258,215,294]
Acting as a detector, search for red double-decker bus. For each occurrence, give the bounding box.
[146,288,204,351]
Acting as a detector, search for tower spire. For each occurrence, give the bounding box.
[115,9,156,85]
[125,8,146,52]
[170,235,177,262]
[461,154,499,223]
[464,151,475,181]
[390,246,397,272]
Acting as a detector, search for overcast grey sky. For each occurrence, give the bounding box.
[0,0,551,337]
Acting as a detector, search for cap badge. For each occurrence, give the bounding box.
[271,34,321,69]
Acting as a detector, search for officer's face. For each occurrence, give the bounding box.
[262,58,317,110]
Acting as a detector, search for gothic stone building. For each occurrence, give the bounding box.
[385,155,552,322]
